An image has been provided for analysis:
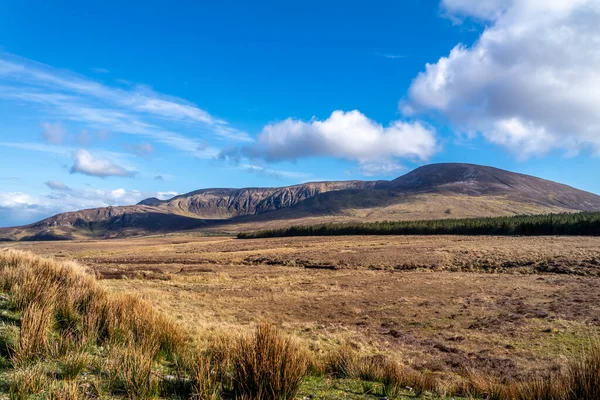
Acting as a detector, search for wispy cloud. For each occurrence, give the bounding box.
[123,142,154,157]
[374,53,409,59]
[240,164,312,181]
[41,122,66,144]
[45,180,71,191]
[0,141,71,155]
[0,53,252,158]
[0,141,134,163]
[91,67,109,74]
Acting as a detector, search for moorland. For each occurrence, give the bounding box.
[1,234,599,398]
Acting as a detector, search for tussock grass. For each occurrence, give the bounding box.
[0,249,186,398]
[57,348,93,380]
[232,323,308,400]
[323,344,440,397]
[0,249,184,359]
[11,300,55,366]
[459,344,600,400]
[106,342,159,398]
[191,335,235,399]
[9,363,52,399]
[324,343,360,378]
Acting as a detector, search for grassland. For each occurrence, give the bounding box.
[1,234,600,398]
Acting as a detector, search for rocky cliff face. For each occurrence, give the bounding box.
[142,181,377,219]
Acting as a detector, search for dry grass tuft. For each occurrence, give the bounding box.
[0,249,184,358]
[47,380,81,400]
[566,341,600,399]
[106,342,159,398]
[9,363,52,399]
[191,352,223,400]
[57,348,93,380]
[11,300,55,366]
[324,343,360,379]
[232,322,308,400]
[379,360,439,397]
[0,249,188,399]
[461,343,600,400]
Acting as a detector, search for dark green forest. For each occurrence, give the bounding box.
[238,212,600,239]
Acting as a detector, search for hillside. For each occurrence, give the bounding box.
[1,163,600,240]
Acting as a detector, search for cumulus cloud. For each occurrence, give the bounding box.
[404,0,600,158]
[45,180,71,191]
[70,149,134,178]
[238,110,437,172]
[41,122,66,144]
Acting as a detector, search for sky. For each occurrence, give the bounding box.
[1,0,600,227]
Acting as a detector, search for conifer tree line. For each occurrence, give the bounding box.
[238,211,600,238]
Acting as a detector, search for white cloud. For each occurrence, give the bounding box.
[0,192,39,209]
[70,149,134,178]
[441,0,511,21]
[41,122,66,144]
[405,0,600,158]
[241,110,437,172]
[45,180,71,191]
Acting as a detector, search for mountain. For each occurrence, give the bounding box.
[2,163,600,240]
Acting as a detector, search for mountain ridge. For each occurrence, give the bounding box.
[2,163,600,240]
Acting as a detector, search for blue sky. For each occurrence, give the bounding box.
[1,0,599,227]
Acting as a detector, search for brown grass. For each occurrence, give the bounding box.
[459,343,600,399]
[0,249,187,398]
[324,344,441,397]
[232,323,308,400]
[2,244,600,399]
[9,363,52,399]
[0,249,184,361]
[11,300,55,366]
[57,348,93,380]
[106,342,159,398]
[324,344,361,378]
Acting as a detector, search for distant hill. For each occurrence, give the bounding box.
[2,163,600,240]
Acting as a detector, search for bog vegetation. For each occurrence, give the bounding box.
[238,211,600,239]
[0,249,598,399]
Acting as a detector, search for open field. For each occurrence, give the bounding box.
[4,234,600,387]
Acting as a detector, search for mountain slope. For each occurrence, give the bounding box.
[383,163,600,211]
[2,163,600,240]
